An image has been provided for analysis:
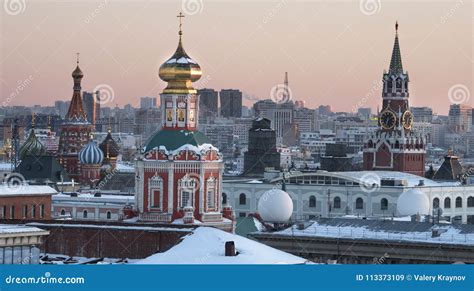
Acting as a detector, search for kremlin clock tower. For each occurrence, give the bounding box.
[135,13,234,231]
[363,23,426,176]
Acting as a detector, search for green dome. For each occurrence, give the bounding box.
[20,129,46,159]
[144,129,211,152]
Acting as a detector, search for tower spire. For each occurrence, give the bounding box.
[389,22,403,74]
[177,12,185,38]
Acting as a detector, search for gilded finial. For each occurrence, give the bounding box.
[177,12,185,37]
[76,52,80,65]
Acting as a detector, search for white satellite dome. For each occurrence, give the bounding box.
[397,188,430,216]
[257,188,293,223]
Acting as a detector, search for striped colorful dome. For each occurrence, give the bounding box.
[79,139,104,165]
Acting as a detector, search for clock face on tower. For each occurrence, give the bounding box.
[380,110,396,130]
[402,110,413,129]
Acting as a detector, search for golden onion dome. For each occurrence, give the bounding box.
[158,25,202,94]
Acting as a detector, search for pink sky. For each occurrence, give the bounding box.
[0,0,472,114]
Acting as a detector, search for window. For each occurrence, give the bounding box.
[60,209,65,216]
[180,190,191,208]
[178,175,196,209]
[433,198,440,209]
[0,206,5,218]
[10,206,15,219]
[149,175,163,209]
[22,205,28,218]
[222,193,227,205]
[106,211,112,219]
[468,197,474,208]
[381,198,388,211]
[207,189,215,209]
[356,198,364,210]
[455,197,462,208]
[309,196,316,208]
[444,197,451,209]
[206,177,216,210]
[39,204,45,218]
[31,205,36,218]
[333,197,341,209]
[239,193,246,205]
[239,212,246,218]
[83,210,88,218]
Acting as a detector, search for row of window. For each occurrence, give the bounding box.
[59,209,112,219]
[232,193,474,213]
[234,193,390,211]
[433,197,474,209]
[309,196,388,211]
[0,204,45,219]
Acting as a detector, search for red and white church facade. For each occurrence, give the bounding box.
[135,14,234,231]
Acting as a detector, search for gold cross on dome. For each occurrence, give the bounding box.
[76,52,80,65]
[177,12,185,34]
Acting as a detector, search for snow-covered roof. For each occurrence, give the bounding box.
[0,184,57,196]
[273,218,474,246]
[115,163,135,173]
[137,227,308,264]
[0,224,49,235]
[334,171,458,187]
[279,170,460,187]
[157,143,220,157]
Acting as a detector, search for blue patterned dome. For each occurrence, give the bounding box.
[79,140,104,165]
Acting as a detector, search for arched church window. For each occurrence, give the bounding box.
[222,193,227,205]
[455,197,462,208]
[60,209,65,216]
[433,198,440,209]
[468,197,474,207]
[444,197,451,208]
[356,198,364,209]
[239,193,246,205]
[83,210,88,218]
[106,211,112,219]
[333,197,341,209]
[309,196,316,208]
[381,198,388,210]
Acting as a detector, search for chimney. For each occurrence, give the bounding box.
[225,241,236,257]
